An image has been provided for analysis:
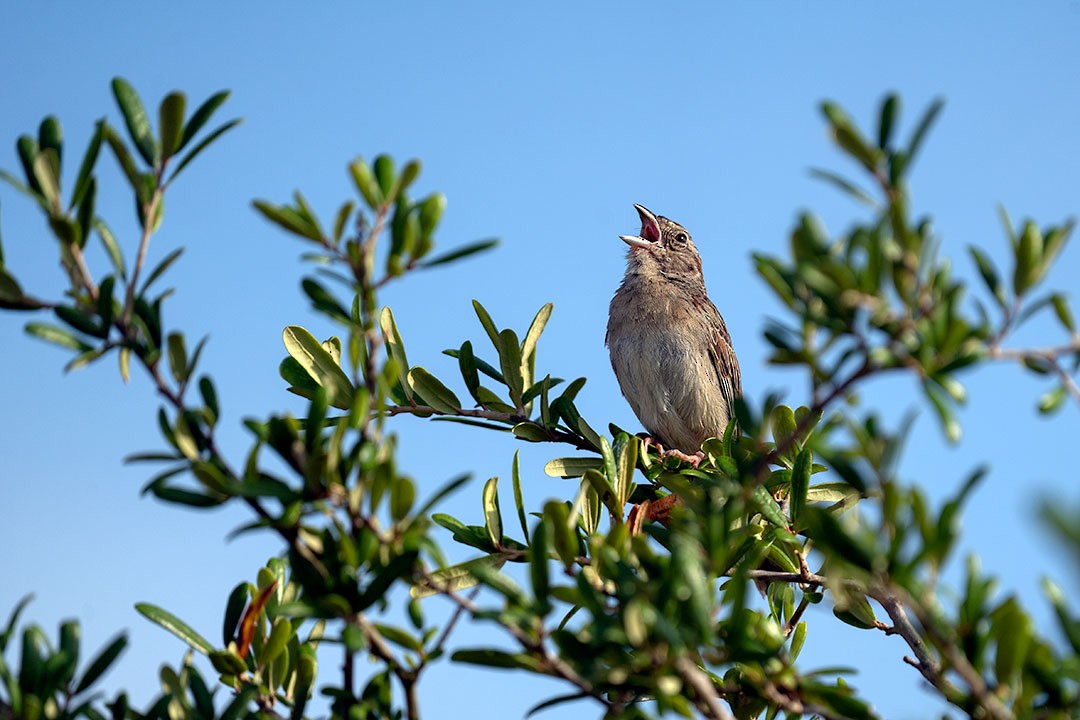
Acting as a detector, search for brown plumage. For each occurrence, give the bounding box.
[606,204,742,456]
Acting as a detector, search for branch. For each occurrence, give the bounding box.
[870,586,1014,720]
[121,187,163,324]
[988,340,1080,404]
[433,578,611,711]
[382,403,597,451]
[674,656,735,720]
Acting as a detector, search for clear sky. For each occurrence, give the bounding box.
[2,4,1079,719]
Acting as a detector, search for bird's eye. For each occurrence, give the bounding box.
[674,232,688,244]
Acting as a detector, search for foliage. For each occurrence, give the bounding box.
[2,80,1079,720]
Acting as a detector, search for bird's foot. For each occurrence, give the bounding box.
[662,448,704,468]
[636,434,704,468]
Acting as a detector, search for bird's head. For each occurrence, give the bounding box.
[619,204,704,282]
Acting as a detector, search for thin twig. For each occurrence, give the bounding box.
[121,188,163,324]
[434,579,610,710]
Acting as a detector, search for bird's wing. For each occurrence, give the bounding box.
[705,303,742,415]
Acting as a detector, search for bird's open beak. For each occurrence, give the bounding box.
[619,203,661,248]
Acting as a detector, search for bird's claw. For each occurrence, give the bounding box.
[636,435,705,468]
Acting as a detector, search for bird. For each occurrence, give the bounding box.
[606,204,742,523]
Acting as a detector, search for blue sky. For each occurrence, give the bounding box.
[2,4,1079,719]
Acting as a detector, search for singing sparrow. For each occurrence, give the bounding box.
[606,204,742,461]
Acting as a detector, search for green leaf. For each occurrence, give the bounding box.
[140,247,184,294]
[451,649,543,672]
[615,433,638,507]
[169,119,241,180]
[990,597,1032,686]
[418,238,498,269]
[111,78,158,167]
[807,168,876,207]
[521,302,552,369]
[582,469,620,519]
[544,500,578,570]
[833,594,877,629]
[222,582,248,647]
[1038,386,1067,415]
[390,476,415,522]
[261,617,292,666]
[969,245,1006,309]
[1013,221,1041,296]
[332,200,355,244]
[26,322,92,352]
[94,220,126,279]
[166,333,187,385]
[407,367,461,414]
[74,634,128,694]
[511,422,549,442]
[134,603,214,655]
[410,555,507,598]
[482,476,503,548]
[1051,293,1076,332]
[349,157,383,210]
[498,328,525,409]
[417,192,446,237]
[179,90,230,152]
[511,451,529,542]
[544,457,603,478]
[906,97,945,169]
[802,507,875,572]
[373,154,395,198]
[877,94,899,149]
[70,120,104,210]
[379,306,412,401]
[55,305,103,338]
[253,200,319,241]
[471,299,500,350]
[32,152,61,209]
[790,448,812,529]
[282,326,354,408]
[923,378,962,443]
[158,92,186,159]
[771,405,798,463]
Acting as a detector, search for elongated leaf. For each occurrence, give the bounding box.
[379,307,411,400]
[26,322,92,351]
[282,326,354,407]
[511,451,529,542]
[419,238,498,268]
[471,299,500,350]
[808,168,876,207]
[74,634,128,693]
[452,648,543,672]
[407,366,461,413]
[482,476,503,548]
[791,448,812,529]
[69,120,104,209]
[410,555,508,598]
[32,152,61,209]
[544,456,603,478]
[159,92,186,159]
[521,302,552,368]
[139,247,184,294]
[91,220,126,279]
[170,119,241,180]
[498,328,524,409]
[179,90,230,151]
[135,603,214,655]
[112,78,158,166]
[906,97,945,168]
[349,157,383,209]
